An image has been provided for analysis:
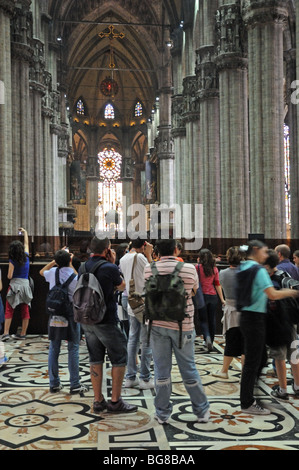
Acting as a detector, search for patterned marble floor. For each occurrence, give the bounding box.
[0,334,299,452]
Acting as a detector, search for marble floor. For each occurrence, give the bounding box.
[0,334,299,452]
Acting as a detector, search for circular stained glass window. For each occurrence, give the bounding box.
[100,77,119,97]
[98,148,122,184]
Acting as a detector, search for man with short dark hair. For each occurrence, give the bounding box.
[119,238,154,389]
[144,239,210,424]
[79,237,138,414]
[40,249,89,395]
[275,244,299,280]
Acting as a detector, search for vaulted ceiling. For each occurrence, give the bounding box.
[48,0,183,127]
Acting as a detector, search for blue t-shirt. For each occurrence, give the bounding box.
[82,256,123,323]
[9,253,30,279]
[277,259,299,281]
[240,260,273,313]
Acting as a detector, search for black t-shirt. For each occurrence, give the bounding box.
[83,256,123,323]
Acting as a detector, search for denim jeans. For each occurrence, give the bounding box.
[126,314,152,381]
[48,320,81,389]
[240,311,267,409]
[203,294,219,343]
[150,326,210,421]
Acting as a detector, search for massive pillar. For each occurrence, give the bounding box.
[11,1,34,234]
[0,1,14,235]
[157,40,175,208]
[215,1,250,240]
[293,1,299,241]
[243,0,288,240]
[196,0,221,242]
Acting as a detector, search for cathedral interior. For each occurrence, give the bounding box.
[1,0,299,453]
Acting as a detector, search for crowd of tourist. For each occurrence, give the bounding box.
[1,231,299,421]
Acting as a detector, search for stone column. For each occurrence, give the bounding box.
[196,45,221,240]
[157,38,175,208]
[30,39,47,236]
[42,106,54,236]
[86,127,100,232]
[0,0,14,235]
[196,0,221,241]
[284,48,297,240]
[243,0,288,239]
[11,2,34,234]
[182,76,200,232]
[215,2,250,239]
[294,0,299,241]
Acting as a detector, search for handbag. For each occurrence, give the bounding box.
[128,254,145,323]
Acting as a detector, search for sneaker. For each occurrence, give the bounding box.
[205,338,213,352]
[241,401,271,415]
[139,379,155,390]
[212,370,228,379]
[50,384,64,393]
[154,415,169,425]
[292,382,299,398]
[124,378,139,388]
[1,335,10,342]
[271,385,289,402]
[11,334,26,340]
[70,384,90,395]
[197,409,210,423]
[93,398,108,413]
[107,398,138,413]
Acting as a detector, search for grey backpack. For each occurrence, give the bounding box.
[73,260,107,325]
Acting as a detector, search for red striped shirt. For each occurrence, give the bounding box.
[144,257,198,331]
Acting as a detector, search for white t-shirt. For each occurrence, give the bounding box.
[44,267,78,302]
[119,251,148,316]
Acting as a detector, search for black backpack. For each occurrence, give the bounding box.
[46,269,76,318]
[144,261,187,347]
[73,260,107,325]
[235,264,263,311]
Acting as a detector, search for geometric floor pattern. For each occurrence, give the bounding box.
[1,335,299,451]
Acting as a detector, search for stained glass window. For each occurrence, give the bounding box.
[135,101,143,117]
[284,124,291,226]
[97,148,123,234]
[104,103,115,120]
[76,99,85,115]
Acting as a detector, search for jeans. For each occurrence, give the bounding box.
[48,321,81,389]
[121,295,130,340]
[150,326,210,421]
[126,314,152,381]
[240,311,267,409]
[204,294,219,343]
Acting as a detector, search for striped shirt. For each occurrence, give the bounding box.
[144,256,198,331]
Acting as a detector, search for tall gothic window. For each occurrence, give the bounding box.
[104,103,115,120]
[135,101,143,117]
[284,124,291,227]
[76,99,85,115]
[97,148,123,234]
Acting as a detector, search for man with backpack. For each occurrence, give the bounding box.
[264,249,299,402]
[144,239,210,424]
[119,238,154,390]
[76,236,137,414]
[40,249,89,395]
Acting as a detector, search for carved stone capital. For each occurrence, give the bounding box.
[242,0,289,29]
[0,0,15,16]
[216,4,245,56]
[215,54,248,72]
[11,42,33,62]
